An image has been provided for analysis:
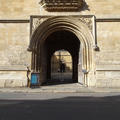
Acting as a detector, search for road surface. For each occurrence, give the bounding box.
[0,93,120,120]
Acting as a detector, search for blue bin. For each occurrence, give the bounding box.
[31,73,40,86]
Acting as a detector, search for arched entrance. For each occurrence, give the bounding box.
[28,16,95,87]
[45,30,80,84]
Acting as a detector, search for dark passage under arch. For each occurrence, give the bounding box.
[44,30,80,84]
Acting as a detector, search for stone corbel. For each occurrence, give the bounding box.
[93,45,100,51]
[27,47,32,52]
[27,47,37,53]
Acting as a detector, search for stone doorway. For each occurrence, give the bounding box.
[45,30,80,85]
[28,16,95,87]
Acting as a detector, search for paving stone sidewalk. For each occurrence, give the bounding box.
[0,83,120,93]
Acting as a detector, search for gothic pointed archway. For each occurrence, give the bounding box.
[28,16,96,87]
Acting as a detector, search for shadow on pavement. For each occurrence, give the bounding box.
[0,95,120,120]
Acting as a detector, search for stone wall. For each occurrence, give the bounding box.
[0,23,31,87]
[0,71,27,87]
[0,0,120,19]
[96,71,120,88]
[0,23,30,66]
[95,22,120,87]
[0,0,120,87]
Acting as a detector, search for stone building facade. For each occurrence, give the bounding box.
[0,0,120,87]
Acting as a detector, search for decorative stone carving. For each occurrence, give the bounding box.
[78,17,92,32]
[39,0,84,11]
[31,16,95,35]
[31,17,49,35]
[30,15,98,51]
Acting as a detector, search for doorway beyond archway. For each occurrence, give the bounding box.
[50,50,73,85]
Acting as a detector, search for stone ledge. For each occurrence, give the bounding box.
[96,65,120,71]
[96,18,120,22]
[0,20,30,23]
[0,66,27,71]
[1,16,120,23]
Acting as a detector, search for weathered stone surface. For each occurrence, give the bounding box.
[0,23,31,66]
[0,0,120,88]
[0,23,31,87]
[1,0,120,19]
[94,22,120,87]
[96,70,120,87]
[0,71,27,88]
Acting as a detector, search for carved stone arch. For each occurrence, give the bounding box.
[29,16,95,50]
[29,16,96,86]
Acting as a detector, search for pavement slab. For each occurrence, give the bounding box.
[0,83,120,93]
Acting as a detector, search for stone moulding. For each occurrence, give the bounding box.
[0,66,27,71]
[29,15,98,51]
[39,0,84,11]
[29,15,99,51]
[30,15,95,38]
[29,15,96,66]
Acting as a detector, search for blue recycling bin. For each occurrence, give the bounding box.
[31,73,40,86]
